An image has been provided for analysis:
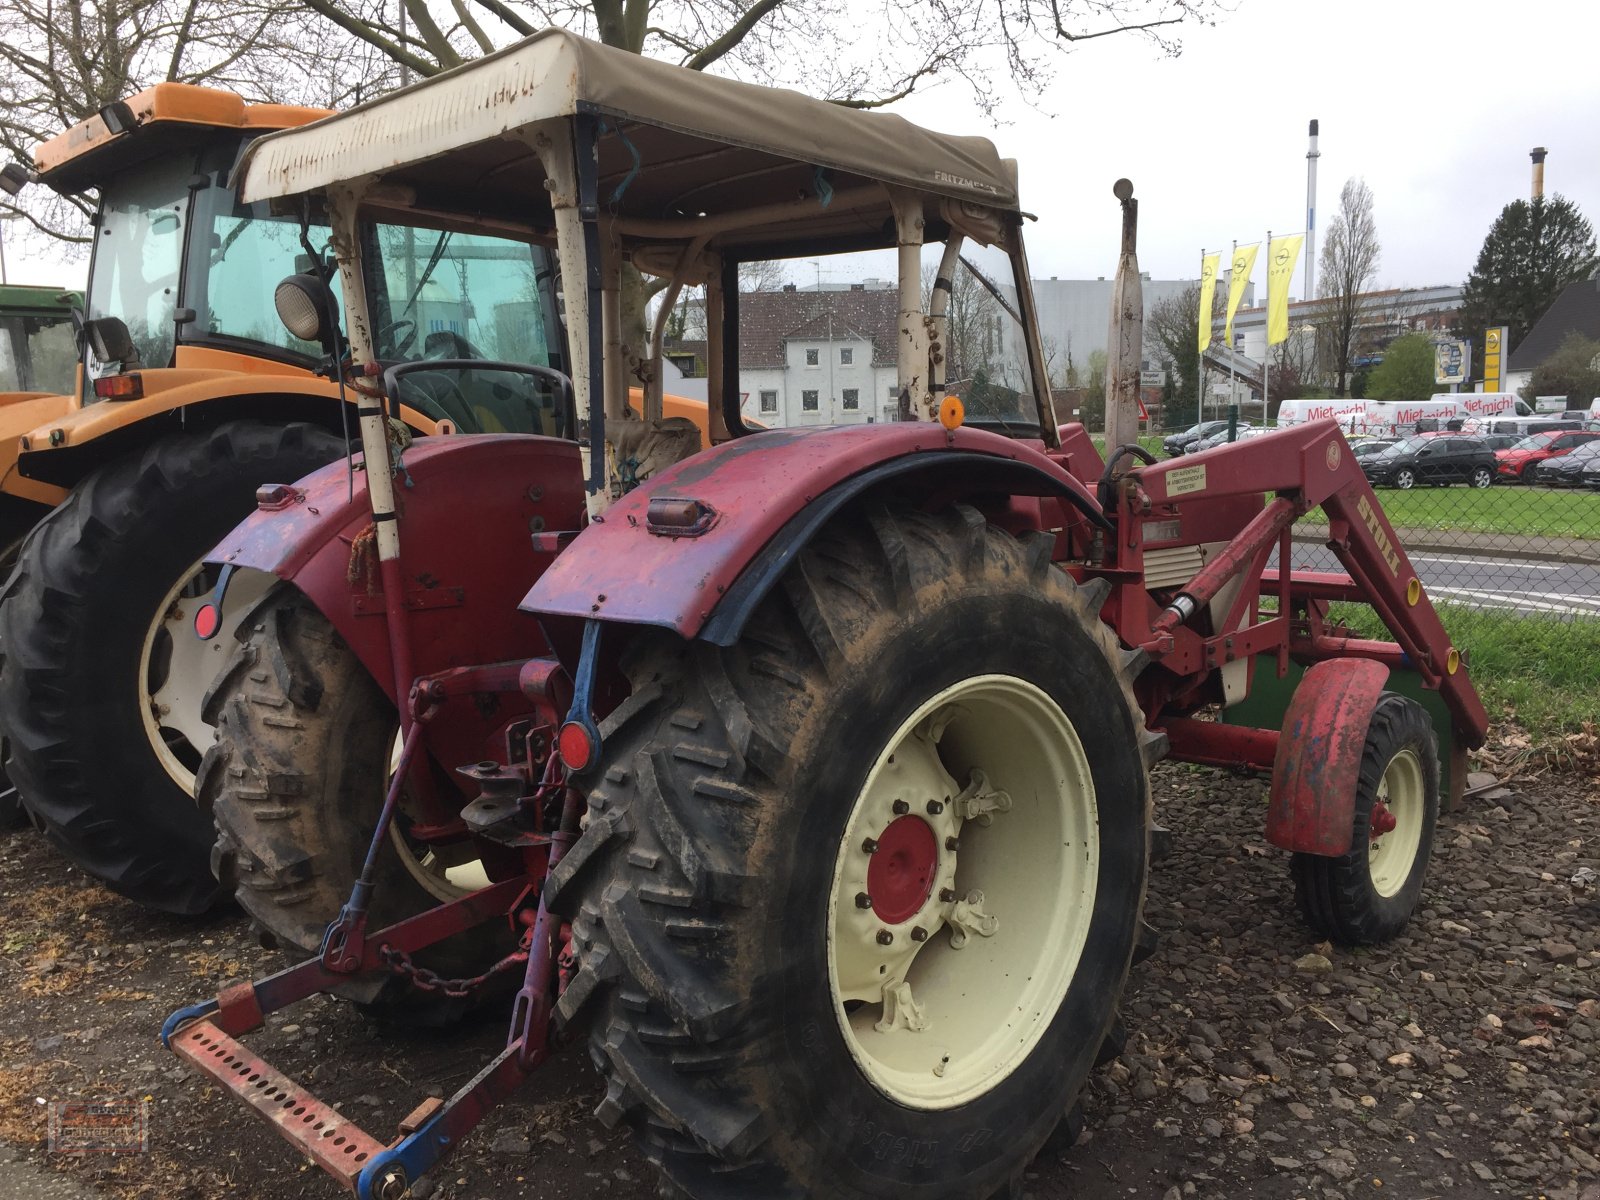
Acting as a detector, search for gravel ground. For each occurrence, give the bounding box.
[0,759,1595,1200]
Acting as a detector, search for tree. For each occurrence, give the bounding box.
[1521,331,1600,407]
[296,1,1220,112]
[1147,282,1222,430]
[0,0,391,244]
[1317,177,1381,397]
[1456,195,1597,354]
[1365,332,1436,403]
[1077,348,1108,430]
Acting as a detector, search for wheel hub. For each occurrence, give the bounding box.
[827,676,1099,1109]
[867,815,939,924]
[1367,749,1425,897]
[140,561,276,793]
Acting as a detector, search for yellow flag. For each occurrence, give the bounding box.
[1266,234,1305,346]
[1224,243,1258,347]
[1197,253,1220,353]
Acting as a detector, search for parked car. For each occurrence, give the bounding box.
[1537,439,1600,487]
[1350,438,1397,460]
[1495,429,1600,482]
[1466,416,1584,439]
[1583,453,1600,490]
[1415,430,1521,451]
[1192,422,1260,451]
[1162,420,1230,457]
[1362,436,1497,490]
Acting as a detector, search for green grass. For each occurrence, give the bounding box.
[1355,485,1600,540]
[1332,602,1600,741]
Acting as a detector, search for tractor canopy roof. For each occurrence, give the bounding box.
[235,28,1020,253]
[0,284,83,313]
[36,83,331,195]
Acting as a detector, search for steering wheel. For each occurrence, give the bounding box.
[376,318,418,358]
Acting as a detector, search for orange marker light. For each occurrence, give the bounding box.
[92,373,143,400]
[939,394,965,431]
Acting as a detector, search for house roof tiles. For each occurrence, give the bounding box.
[738,288,899,367]
[1508,277,1600,372]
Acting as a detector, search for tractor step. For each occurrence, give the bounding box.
[170,1017,389,1190]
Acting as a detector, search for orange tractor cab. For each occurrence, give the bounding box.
[0,83,707,910]
[161,31,1485,1200]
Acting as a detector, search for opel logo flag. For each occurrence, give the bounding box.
[1224,243,1259,348]
[1267,235,1305,347]
[1197,253,1220,353]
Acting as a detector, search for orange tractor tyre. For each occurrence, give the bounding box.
[0,421,344,913]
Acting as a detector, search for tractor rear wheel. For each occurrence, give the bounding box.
[1291,693,1438,944]
[547,504,1158,1199]
[202,587,510,1016]
[0,422,343,912]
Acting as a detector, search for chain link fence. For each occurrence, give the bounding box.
[1152,419,1600,622]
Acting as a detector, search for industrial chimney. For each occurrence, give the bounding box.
[1531,147,1547,199]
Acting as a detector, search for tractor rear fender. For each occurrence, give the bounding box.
[521,423,1107,648]
[210,434,585,706]
[1266,657,1390,856]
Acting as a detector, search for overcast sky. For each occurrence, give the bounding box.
[888,0,1598,298]
[5,0,1595,301]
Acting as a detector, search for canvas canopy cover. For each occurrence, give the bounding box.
[234,28,1018,252]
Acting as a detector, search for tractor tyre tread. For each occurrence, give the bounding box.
[201,587,506,1019]
[0,421,344,913]
[1290,693,1438,944]
[546,503,1155,1200]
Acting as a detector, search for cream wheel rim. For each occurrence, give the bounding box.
[826,674,1099,1109]
[139,561,276,794]
[1367,748,1425,897]
[384,732,491,902]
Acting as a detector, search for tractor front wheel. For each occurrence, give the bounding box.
[1291,693,1439,944]
[0,422,343,912]
[548,504,1157,1199]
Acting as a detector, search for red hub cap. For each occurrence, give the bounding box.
[1369,800,1397,839]
[867,815,939,924]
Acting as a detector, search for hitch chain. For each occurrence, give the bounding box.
[378,937,531,999]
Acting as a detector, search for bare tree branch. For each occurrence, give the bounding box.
[682,0,785,71]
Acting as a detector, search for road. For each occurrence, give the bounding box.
[1278,539,1600,617]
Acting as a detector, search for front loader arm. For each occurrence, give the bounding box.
[1128,419,1488,749]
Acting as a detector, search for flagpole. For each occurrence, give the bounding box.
[1198,247,1205,426]
[1227,239,1236,430]
[1260,228,1271,432]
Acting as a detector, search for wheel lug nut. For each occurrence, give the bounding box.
[876,930,894,945]
[911,927,928,942]
[862,837,879,854]
[945,836,960,852]
[892,799,909,815]
[939,887,957,903]
[926,800,943,815]
[855,892,872,909]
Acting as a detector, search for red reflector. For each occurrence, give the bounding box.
[557,722,594,771]
[193,603,221,641]
[92,373,144,400]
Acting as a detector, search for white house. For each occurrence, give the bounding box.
[736,286,901,426]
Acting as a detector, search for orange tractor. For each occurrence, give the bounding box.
[162,31,1486,1200]
[0,84,705,910]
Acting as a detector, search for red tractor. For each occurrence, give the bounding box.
[163,30,1487,1200]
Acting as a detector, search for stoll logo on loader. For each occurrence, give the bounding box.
[1356,493,1401,576]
